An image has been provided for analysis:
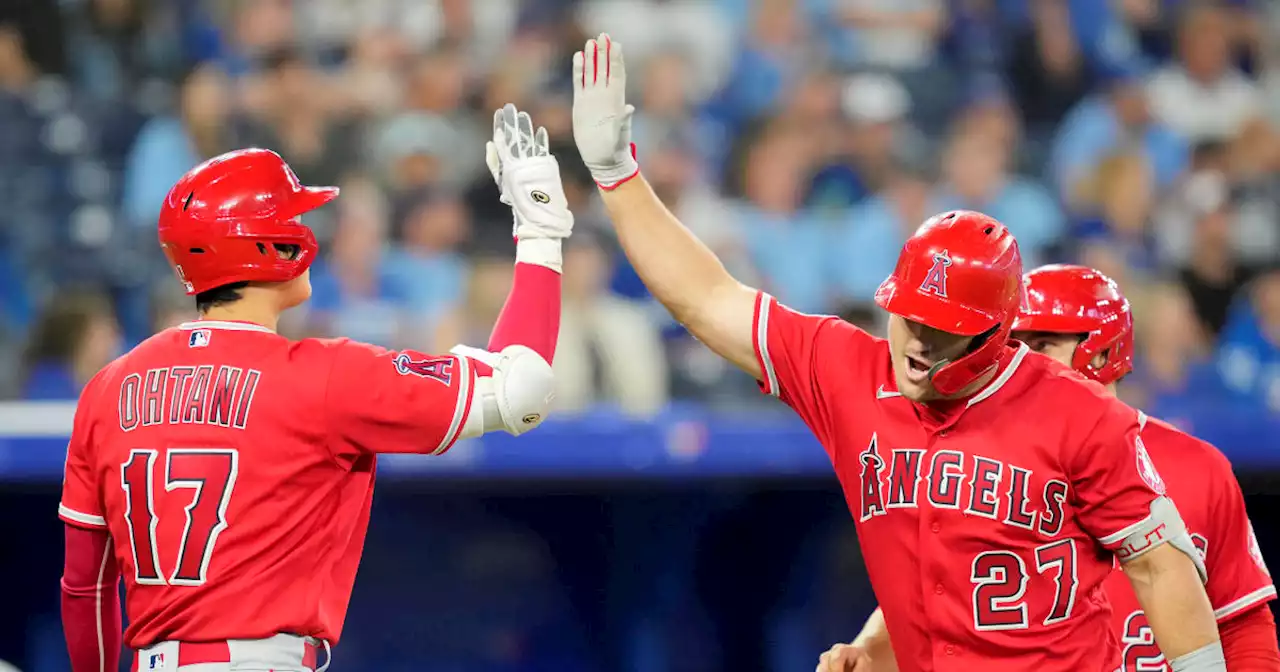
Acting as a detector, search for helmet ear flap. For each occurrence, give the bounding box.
[929,320,1014,396]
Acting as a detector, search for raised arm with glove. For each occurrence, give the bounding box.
[571,33,764,380]
[453,103,575,438]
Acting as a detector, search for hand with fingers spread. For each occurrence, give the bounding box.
[486,102,574,246]
[571,32,640,190]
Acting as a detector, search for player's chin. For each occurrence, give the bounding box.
[893,372,934,402]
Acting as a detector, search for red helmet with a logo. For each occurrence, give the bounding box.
[1013,264,1134,385]
[157,148,338,295]
[874,210,1023,396]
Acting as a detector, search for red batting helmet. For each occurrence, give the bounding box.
[874,210,1023,396]
[1013,264,1134,385]
[158,148,338,295]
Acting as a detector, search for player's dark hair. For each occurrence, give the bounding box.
[195,282,249,313]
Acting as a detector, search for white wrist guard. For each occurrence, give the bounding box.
[1169,641,1225,672]
[515,238,563,273]
[452,344,554,437]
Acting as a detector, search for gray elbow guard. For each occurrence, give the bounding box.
[1169,641,1225,672]
[1114,496,1208,584]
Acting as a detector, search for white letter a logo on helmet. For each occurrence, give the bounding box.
[919,251,953,297]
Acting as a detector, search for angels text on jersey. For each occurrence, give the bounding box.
[118,365,262,431]
[857,433,1069,537]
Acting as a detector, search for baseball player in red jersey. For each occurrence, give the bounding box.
[570,33,1224,672]
[59,104,569,671]
[824,265,1280,672]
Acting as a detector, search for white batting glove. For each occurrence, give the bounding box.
[571,33,640,190]
[485,103,574,243]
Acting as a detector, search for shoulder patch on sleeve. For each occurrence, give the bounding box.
[1248,522,1271,576]
[393,353,454,385]
[1134,437,1166,496]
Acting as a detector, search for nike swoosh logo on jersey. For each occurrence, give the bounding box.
[877,385,902,399]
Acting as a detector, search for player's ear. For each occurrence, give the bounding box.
[1091,349,1108,370]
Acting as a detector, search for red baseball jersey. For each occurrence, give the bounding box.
[752,294,1169,672]
[1107,414,1275,671]
[58,320,474,649]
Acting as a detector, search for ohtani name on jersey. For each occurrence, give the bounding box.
[118,366,262,432]
[858,434,1068,537]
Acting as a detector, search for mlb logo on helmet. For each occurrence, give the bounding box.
[188,329,211,348]
[919,250,952,297]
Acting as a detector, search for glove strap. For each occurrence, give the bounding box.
[594,144,640,191]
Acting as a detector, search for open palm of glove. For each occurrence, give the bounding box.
[572,33,639,189]
[486,103,574,241]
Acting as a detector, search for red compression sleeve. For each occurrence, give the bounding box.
[1219,604,1280,670]
[487,261,561,364]
[61,524,122,672]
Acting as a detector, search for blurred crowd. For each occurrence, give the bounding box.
[2,0,1280,421]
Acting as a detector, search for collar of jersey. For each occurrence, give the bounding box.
[965,341,1030,408]
[905,342,1030,429]
[896,340,1030,411]
[179,320,274,334]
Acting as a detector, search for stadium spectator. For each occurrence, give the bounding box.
[384,189,469,353]
[0,23,38,95]
[1005,0,1095,134]
[148,283,191,334]
[218,0,296,77]
[1226,119,1280,266]
[0,0,1276,432]
[632,50,715,174]
[238,47,358,189]
[304,177,413,348]
[121,62,233,227]
[713,0,812,132]
[374,45,484,190]
[829,160,933,305]
[333,27,410,118]
[1155,170,1257,340]
[19,290,120,400]
[1146,3,1264,144]
[1050,60,1187,211]
[554,231,668,417]
[644,132,751,291]
[1073,152,1159,285]
[299,0,517,68]
[733,126,826,315]
[944,0,1011,87]
[807,73,916,212]
[577,0,733,101]
[831,0,945,73]
[1217,268,1280,414]
[1122,282,1216,415]
[931,108,1064,268]
[0,0,63,82]
[65,0,175,102]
